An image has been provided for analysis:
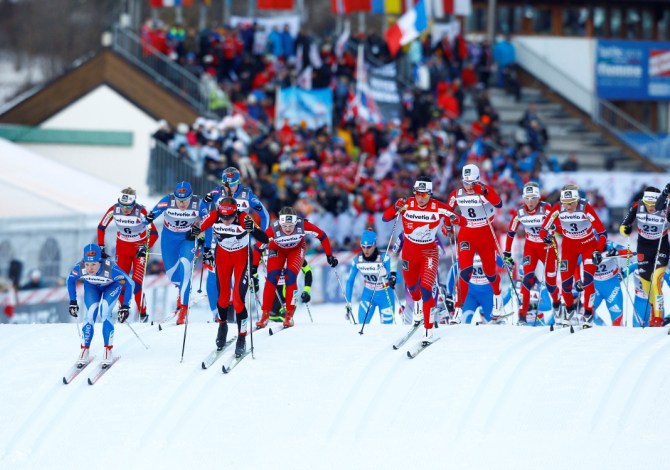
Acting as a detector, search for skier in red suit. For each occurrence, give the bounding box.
[97,187,158,322]
[383,176,463,343]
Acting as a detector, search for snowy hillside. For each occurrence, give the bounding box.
[1,304,670,470]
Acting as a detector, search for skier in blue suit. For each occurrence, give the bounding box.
[67,243,132,364]
[202,167,269,322]
[146,181,209,324]
[346,229,395,324]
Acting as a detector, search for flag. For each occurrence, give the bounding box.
[371,0,403,14]
[149,0,193,7]
[331,0,371,15]
[257,0,294,10]
[345,45,383,123]
[430,0,472,18]
[308,43,323,68]
[335,21,351,59]
[297,66,312,90]
[385,0,428,56]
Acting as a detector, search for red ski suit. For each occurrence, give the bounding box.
[446,184,503,309]
[383,197,462,328]
[97,204,158,312]
[539,200,606,312]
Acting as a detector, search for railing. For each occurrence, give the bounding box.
[147,139,212,197]
[112,24,207,113]
[515,40,667,165]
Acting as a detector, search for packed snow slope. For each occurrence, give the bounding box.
[1,304,670,470]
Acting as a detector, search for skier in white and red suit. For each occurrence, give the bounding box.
[256,207,338,329]
[97,187,158,322]
[445,164,506,321]
[504,182,561,325]
[199,197,269,357]
[539,184,607,327]
[382,176,464,343]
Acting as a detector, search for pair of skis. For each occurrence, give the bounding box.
[200,336,250,373]
[62,356,120,385]
[392,323,440,359]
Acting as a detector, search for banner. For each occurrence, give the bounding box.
[275,87,333,130]
[230,15,301,55]
[596,39,670,100]
[366,62,402,123]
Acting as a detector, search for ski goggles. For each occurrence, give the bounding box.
[118,193,136,208]
[279,214,297,226]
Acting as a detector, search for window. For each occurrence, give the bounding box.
[593,8,606,37]
[467,7,487,33]
[626,9,641,39]
[610,9,622,37]
[39,238,61,284]
[563,8,589,36]
[532,8,552,34]
[642,10,653,40]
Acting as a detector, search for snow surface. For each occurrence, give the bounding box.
[1,304,670,470]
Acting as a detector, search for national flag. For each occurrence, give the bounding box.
[297,66,313,90]
[331,0,372,15]
[371,0,404,14]
[149,0,193,7]
[430,0,472,18]
[385,0,428,57]
[345,45,383,123]
[335,21,351,59]
[257,0,294,9]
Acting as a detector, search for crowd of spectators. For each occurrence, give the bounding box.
[144,18,609,251]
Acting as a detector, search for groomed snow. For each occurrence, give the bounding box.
[1,304,669,470]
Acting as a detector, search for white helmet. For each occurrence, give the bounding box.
[462,164,480,183]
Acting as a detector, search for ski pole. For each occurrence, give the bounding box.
[180,237,199,363]
[138,242,151,321]
[618,271,643,327]
[197,265,205,294]
[125,322,149,349]
[246,235,255,360]
[359,212,401,334]
[623,238,633,327]
[333,268,356,324]
[304,300,313,323]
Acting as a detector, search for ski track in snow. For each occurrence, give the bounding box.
[2,304,670,469]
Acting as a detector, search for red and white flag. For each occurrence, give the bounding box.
[430,0,472,18]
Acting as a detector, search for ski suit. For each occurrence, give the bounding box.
[591,242,630,326]
[97,203,158,313]
[205,184,269,320]
[446,184,503,310]
[383,197,461,329]
[505,201,560,315]
[149,194,209,307]
[67,259,132,348]
[346,248,395,324]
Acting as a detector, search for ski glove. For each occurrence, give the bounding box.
[117,305,130,323]
[187,225,201,240]
[543,233,554,245]
[502,251,515,269]
[619,224,632,236]
[345,304,353,322]
[301,291,311,304]
[607,247,619,257]
[203,248,215,268]
[387,272,397,289]
[204,192,214,203]
[136,245,148,258]
[575,280,584,292]
[445,295,455,314]
[145,212,156,223]
[100,246,110,259]
[327,255,338,268]
[394,198,407,212]
[244,216,254,232]
[664,183,670,196]
[472,182,488,196]
[592,251,603,265]
[69,301,79,317]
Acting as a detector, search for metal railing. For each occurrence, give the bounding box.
[147,139,212,197]
[515,40,667,165]
[112,24,207,113]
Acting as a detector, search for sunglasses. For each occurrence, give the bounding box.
[220,214,236,220]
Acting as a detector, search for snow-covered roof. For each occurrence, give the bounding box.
[0,137,123,217]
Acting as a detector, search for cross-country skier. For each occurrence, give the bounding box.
[203,167,269,324]
[383,176,463,343]
[345,229,395,324]
[504,182,561,325]
[146,181,209,325]
[590,240,632,326]
[268,260,313,323]
[619,186,670,327]
[67,244,132,365]
[256,207,337,329]
[446,164,505,322]
[97,187,158,323]
[198,197,269,357]
[540,184,607,328]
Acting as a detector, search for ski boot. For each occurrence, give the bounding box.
[582,311,594,329]
[77,346,90,366]
[650,315,663,327]
[216,321,228,351]
[413,303,423,326]
[283,309,295,328]
[234,334,246,358]
[176,304,188,325]
[421,328,434,346]
[102,345,114,365]
[269,306,286,322]
[663,317,670,327]
[491,294,505,324]
[256,311,270,329]
[517,314,527,326]
[564,304,577,327]
[449,307,462,325]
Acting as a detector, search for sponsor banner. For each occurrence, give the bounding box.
[596,39,670,100]
[275,87,333,130]
[366,62,402,123]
